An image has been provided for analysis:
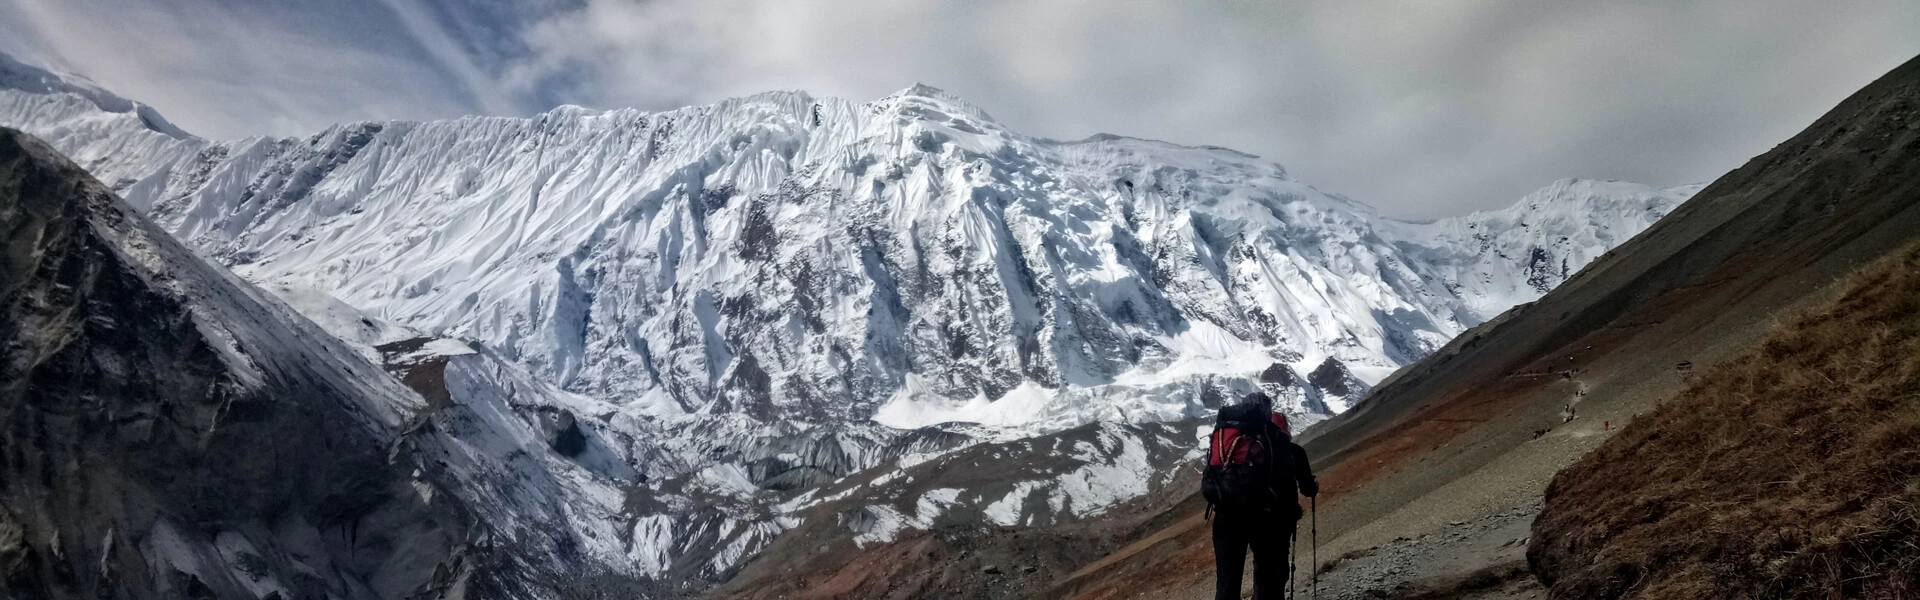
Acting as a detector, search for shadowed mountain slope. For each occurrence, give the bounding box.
[0,127,687,599]
[0,127,467,598]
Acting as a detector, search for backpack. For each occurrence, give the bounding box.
[1201,404,1296,511]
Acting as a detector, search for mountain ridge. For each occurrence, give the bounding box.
[0,50,1698,434]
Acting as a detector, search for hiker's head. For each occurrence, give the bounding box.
[1241,391,1273,412]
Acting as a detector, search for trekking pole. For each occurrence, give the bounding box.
[1311,496,1319,600]
[1290,526,1299,600]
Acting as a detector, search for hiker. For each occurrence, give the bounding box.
[1204,392,1317,600]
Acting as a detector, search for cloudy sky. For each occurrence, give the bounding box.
[3,0,1915,218]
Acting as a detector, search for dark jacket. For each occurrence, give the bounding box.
[1271,424,1318,516]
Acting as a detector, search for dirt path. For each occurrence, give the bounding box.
[1311,499,1541,600]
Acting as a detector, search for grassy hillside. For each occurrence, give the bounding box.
[1530,243,1920,599]
[1047,54,1920,600]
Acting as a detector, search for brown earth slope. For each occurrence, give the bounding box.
[1050,53,1920,600]
[1530,243,1920,599]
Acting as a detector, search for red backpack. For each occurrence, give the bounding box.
[1202,403,1286,511]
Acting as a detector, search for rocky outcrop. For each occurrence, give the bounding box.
[0,126,464,597]
[0,128,609,599]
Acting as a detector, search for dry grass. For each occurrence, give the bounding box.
[1529,243,1920,600]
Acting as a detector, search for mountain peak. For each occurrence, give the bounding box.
[0,51,192,140]
[878,82,997,123]
[895,82,949,98]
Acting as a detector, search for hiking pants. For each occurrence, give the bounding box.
[1212,507,1295,600]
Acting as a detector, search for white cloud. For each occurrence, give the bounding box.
[5,0,1918,217]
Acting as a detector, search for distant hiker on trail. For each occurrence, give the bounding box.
[1203,392,1317,600]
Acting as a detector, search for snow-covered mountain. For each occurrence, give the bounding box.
[0,56,1695,431]
[0,51,1699,595]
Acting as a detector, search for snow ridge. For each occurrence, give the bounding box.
[0,63,1695,435]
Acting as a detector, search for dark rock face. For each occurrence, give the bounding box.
[540,408,589,457]
[376,337,455,409]
[1258,362,1294,385]
[1308,358,1355,398]
[0,129,482,600]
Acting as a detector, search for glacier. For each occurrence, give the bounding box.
[0,50,1700,594]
